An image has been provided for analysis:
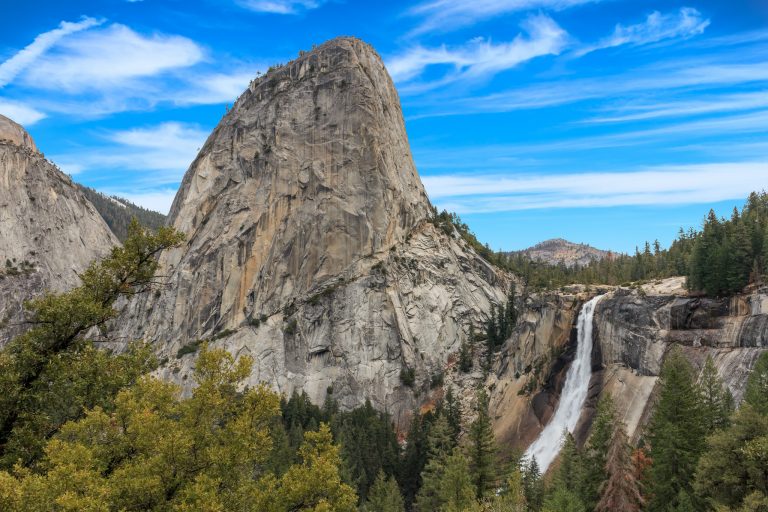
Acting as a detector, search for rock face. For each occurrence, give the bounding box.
[512,238,613,268]
[489,277,768,454]
[116,38,509,423]
[0,114,118,344]
[593,278,768,438]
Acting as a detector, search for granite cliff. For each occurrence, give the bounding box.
[488,277,768,454]
[0,114,118,345]
[115,37,509,423]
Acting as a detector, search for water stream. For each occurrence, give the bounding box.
[523,294,604,473]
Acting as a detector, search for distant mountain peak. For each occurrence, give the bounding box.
[515,238,614,268]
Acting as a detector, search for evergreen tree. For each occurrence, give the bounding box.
[698,355,734,431]
[364,470,404,512]
[399,411,432,508]
[595,422,643,512]
[495,461,527,511]
[415,415,455,511]
[554,432,583,494]
[745,351,768,415]
[459,338,473,373]
[580,394,615,510]
[647,347,706,512]
[444,387,462,444]
[438,448,476,512]
[523,457,544,512]
[0,219,184,468]
[694,404,768,509]
[727,217,754,293]
[468,390,497,500]
[542,487,586,512]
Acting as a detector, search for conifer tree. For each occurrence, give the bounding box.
[444,387,462,444]
[415,415,455,511]
[744,351,768,415]
[542,487,586,512]
[496,462,527,511]
[0,219,184,468]
[647,347,706,512]
[468,389,497,499]
[438,448,476,512]
[364,470,404,512]
[698,355,734,431]
[459,338,473,373]
[555,432,583,494]
[580,394,615,509]
[595,422,643,512]
[523,457,544,512]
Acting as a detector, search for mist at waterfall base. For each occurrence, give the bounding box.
[523,295,604,473]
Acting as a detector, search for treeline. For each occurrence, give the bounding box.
[77,184,167,242]
[431,191,768,296]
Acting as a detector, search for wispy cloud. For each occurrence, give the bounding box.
[54,122,208,186]
[406,0,601,36]
[0,17,103,87]
[0,19,260,120]
[388,14,568,89]
[423,162,767,213]
[0,98,46,125]
[236,0,325,14]
[19,24,203,93]
[584,90,768,124]
[576,7,710,56]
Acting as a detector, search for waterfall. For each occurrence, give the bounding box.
[523,294,604,473]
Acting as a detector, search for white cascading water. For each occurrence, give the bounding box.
[523,294,604,473]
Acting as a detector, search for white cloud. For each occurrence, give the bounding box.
[422,162,768,213]
[0,17,103,87]
[53,122,209,187]
[0,99,46,125]
[584,90,768,124]
[236,0,324,14]
[406,0,600,36]
[388,15,568,87]
[576,7,710,56]
[175,70,258,105]
[21,24,203,93]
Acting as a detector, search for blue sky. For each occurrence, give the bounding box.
[1,0,767,252]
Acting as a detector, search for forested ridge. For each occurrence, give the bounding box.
[77,184,167,242]
[432,191,768,295]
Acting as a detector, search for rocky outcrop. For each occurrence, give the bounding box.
[115,38,509,425]
[490,277,767,452]
[593,278,768,437]
[0,114,118,344]
[511,238,614,268]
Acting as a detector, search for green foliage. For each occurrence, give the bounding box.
[77,184,166,242]
[0,219,184,468]
[400,367,416,388]
[595,421,643,512]
[647,347,707,512]
[438,448,476,512]
[443,387,462,444]
[364,470,404,512]
[542,487,586,512]
[459,337,473,373]
[699,355,735,431]
[0,345,358,511]
[415,415,456,511]
[468,389,497,499]
[745,351,768,415]
[580,394,616,510]
[695,399,768,509]
[522,456,544,512]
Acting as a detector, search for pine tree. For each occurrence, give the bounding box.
[674,489,696,512]
[580,394,615,509]
[459,338,473,373]
[698,355,734,431]
[595,422,643,512]
[0,219,184,468]
[444,387,462,444]
[468,389,497,499]
[555,432,582,494]
[542,487,586,512]
[523,457,544,512]
[727,218,754,293]
[438,448,477,512]
[744,351,768,415]
[496,462,527,511]
[364,470,404,512]
[647,347,706,512]
[415,415,455,511]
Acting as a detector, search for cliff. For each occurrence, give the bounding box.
[0,114,118,344]
[115,37,509,423]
